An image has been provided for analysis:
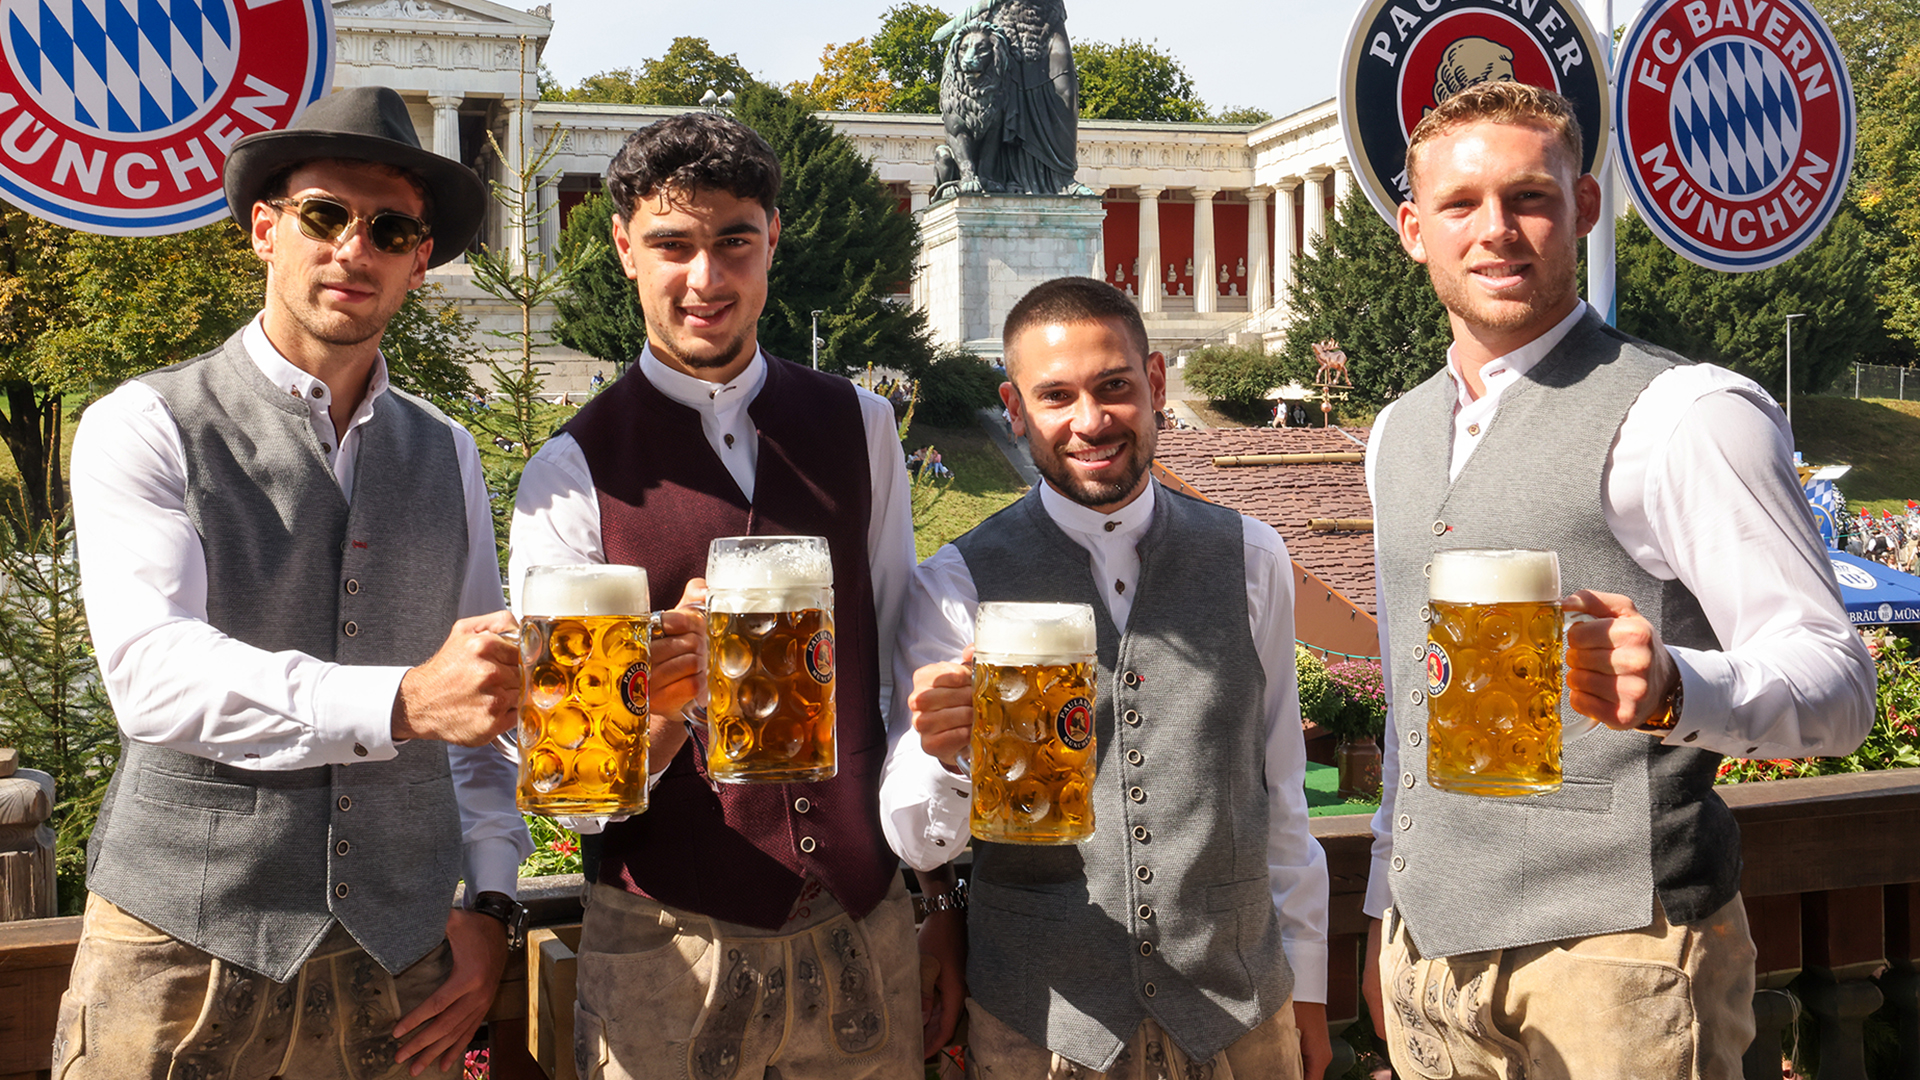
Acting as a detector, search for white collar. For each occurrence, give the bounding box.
[242,315,390,409]
[1039,477,1157,541]
[638,344,767,412]
[1445,300,1588,408]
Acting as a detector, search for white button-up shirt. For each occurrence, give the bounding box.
[879,480,1333,1005]
[70,315,531,897]
[1361,301,1876,917]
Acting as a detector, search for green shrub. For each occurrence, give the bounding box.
[1717,630,1920,782]
[909,348,1005,427]
[1304,657,1387,741]
[1182,342,1289,405]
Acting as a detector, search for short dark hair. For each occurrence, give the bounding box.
[1405,81,1584,197]
[607,113,781,218]
[1002,277,1151,368]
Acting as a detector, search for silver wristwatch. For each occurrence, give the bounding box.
[913,880,969,918]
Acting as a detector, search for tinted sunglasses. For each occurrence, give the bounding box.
[266,196,431,256]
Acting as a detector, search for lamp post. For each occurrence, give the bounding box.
[810,310,826,370]
[1784,312,1807,428]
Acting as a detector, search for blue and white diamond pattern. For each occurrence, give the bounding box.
[3,0,237,136]
[1670,38,1801,200]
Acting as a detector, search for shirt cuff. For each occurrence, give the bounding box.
[923,761,972,853]
[1362,859,1395,921]
[314,664,409,761]
[1284,938,1329,1004]
[463,835,525,899]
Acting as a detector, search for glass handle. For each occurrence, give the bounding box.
[1560,611,1599,742]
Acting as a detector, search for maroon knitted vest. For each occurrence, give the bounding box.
[561,354,897,927]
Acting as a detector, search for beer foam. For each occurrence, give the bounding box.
[519,564,651,617]
[974,602,1097,662]
[706,536,833,592]
[1427,549,1561,604]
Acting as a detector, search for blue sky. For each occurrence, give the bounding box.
[535,1,1357,120]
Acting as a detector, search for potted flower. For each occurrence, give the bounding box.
[1304,656,1387,799]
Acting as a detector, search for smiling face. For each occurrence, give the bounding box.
[1397,119,1601,369]
[253,159,431,366]
[1002,317,1167,514]
[613,184,779,384]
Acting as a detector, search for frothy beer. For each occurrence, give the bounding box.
[1424,550,1566,796]
[518,565,652,816]
[705,536,837,784]
[971,602,1098,845]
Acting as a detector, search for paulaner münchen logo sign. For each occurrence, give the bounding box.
[1614,0,1853,271]
[0,0,332,234]
[1340,0,1611,226]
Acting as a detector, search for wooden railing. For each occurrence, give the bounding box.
[5,768,1920,1080]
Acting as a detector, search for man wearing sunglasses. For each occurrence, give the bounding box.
[59,86,530,1080]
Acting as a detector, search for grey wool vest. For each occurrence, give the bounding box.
[955,485,1293,1072]
[1374,311,1740,959]
[85,329,471,981]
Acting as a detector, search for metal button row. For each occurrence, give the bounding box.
[336,840,351,856]
[1125,749,1143,767]
[1407,730,1422,746]
[1122,670,1140,688]
[344,621,359,637]
[345,579,360,596]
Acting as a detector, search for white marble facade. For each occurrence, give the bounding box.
[329,0,1354,352]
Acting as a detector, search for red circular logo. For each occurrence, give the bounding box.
[1614,0,1854,270]
[619,661,649,717]
[1055,697,1093,751]
[805,629,834,685]
[0,0,332,234]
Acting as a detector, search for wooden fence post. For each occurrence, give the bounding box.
[0,748,57,922]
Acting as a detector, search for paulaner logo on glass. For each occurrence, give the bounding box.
[1615,0,1854,271]
[0,0,332,234]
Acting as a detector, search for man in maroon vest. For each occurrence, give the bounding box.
[510,113,960,1079]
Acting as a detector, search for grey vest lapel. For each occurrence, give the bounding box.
[86,330,473,980]
[955,485,1291,1070]
[1374,311,1738,958]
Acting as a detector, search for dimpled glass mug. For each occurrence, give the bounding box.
[968,601,1099,844]
[1421,549,1595,797]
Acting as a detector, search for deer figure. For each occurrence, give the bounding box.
[1312,339,1352,388]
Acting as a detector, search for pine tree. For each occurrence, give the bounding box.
[552,192,646,367]
[1279,186,1453,407]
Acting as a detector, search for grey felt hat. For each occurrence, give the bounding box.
[223,86,485,267]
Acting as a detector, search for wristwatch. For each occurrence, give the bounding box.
[1635,674,1685,735]
[470,890,530,950]
[913,879,969,919]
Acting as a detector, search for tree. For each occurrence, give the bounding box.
[1851,38,1920,361]
[872,3,950,113]
[1075,39,1207,123]
[553,191,647,366]
[1183,342,1290,406]
[565,38,755,106]
[1616,206,1883,394]
[1213,106,1273,125]
[731,84,938,374]
[1280,186,1454,406]
[381,284,483,414]
[788,38,894,113]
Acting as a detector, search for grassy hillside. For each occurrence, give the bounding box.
[901,421,1028,559]
[1791,396,1920,514]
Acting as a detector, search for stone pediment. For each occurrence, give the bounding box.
[333,0,553,30]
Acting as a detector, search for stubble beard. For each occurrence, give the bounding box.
[1429,247,1580,340]
[279,274,395,349]
[654,325,757,375]
[1032,428,1156,511]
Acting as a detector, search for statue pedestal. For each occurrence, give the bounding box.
[915,195,1106,358]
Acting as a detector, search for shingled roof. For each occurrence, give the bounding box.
[1153,426,1378,617]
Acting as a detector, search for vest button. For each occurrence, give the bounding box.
[345,579,360,595]
[335,882,350,898]
[336,840,351,856]
[343,621,359,637]
[1419,605,1432,623]
[1414,645,1427,661]
[1431,520,1448,536]
[1401,772,1415,789]
[1131,826,1149,842]
[1392,856,1406,871]
[799,836,817,853]
[1137,904,1153,920]
[1135,865,1151,882]
[1125,749,1142,766]
[1397,814,1411,831]
[1139,940,1154,956]
[1409,690,1424,706]
[1144,982,1157,998]
[1123,709,1141,726]
[1128,786,1146,803]
[338,796,352,811]
[1123,670,1140,688]
[1408,730,1422,746]
[794,797,811,813]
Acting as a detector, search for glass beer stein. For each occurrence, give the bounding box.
[1423,549,1594,796]
[705,536,837,784]
[516,565,653,817]
[969,602,1099,845]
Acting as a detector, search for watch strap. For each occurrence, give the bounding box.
[471,890,530,950]
[913,880,969,919]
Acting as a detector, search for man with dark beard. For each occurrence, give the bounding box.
[510,112,962,1079]
[881,276,1332,1079]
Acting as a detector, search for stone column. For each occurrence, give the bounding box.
[910,184,934,214]
[1274,179,1299,319]
[1247,186,1272,313]
[1192,189,1218,315]
[1136,186,1163,315]
[1304,168,1330,252]
[504,100,530,270]
[428,94,462,162]
[537,174,559,268]
[1333,159,1354,220]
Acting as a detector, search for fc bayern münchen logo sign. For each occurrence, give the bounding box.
[1615,0,1853,271]
[1340,0,1611,226]
[0,0,332,235]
